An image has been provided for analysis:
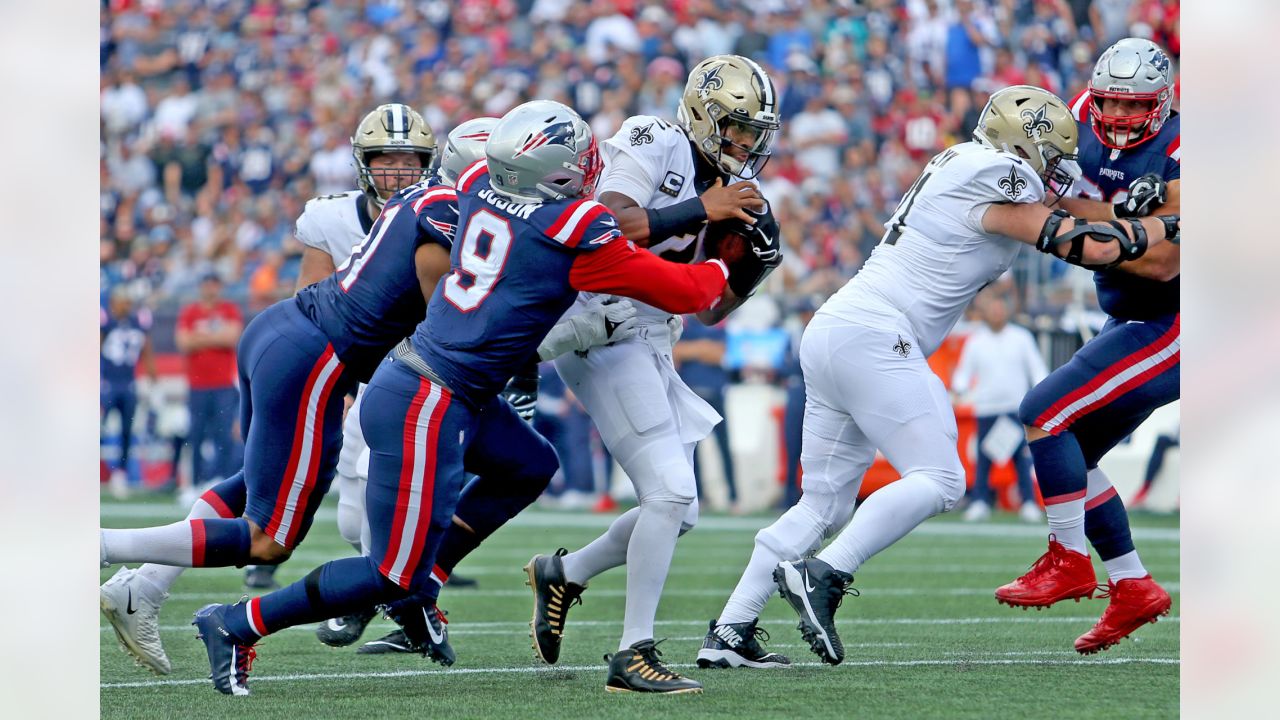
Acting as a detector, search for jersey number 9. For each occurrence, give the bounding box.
[443,209,514,312]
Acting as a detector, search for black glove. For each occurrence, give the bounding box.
[1114,173,1167,218]
[501,364,539,423]
[719,201,783,298]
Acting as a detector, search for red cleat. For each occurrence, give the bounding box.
[1074,575,1172,654]
[995,537,1097,609]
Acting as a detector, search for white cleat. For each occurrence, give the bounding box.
[100,567,171,675]
[1018,501,1044,524]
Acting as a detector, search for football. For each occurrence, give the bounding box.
[703,221,752,266]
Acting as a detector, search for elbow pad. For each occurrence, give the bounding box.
[1037,209,1147,271]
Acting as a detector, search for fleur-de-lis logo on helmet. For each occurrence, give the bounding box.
[1020,104,1054,140]
[696,64,726,97]
[997,164,1028,199]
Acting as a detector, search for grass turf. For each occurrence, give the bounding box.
[100,496,1179,719]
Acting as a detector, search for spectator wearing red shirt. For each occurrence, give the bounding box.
[176,272,243,487]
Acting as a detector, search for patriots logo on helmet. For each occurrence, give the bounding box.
[997,165,1027,199]
[1020,104,1054,140]
[696,64,725,97]
[513,121,577,158]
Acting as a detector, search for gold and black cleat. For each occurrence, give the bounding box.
[524,548,586,664]
[605,639,703,694]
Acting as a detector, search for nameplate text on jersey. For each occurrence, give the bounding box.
[477,189,539,220]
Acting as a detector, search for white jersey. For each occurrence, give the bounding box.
[819,141,1044,356]
[583,114,752,325]
[294,190,375,267]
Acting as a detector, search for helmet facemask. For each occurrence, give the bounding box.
[1088,89,1171,150]
[357,150,435,204]
[1040,144,1080,204]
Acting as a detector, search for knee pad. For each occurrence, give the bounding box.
[335,473,365,547]
[931,465,967,512]
[678,496,700,536]
[632,454,697,506]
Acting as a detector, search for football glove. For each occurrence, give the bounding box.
[536,296,639,361]
[1114,173,1168,218]
[501,371,538,423]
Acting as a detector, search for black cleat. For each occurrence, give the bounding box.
[773,558,857,665]
[445,574,478,588]
[243,565,280,591]
[315,606,379,647]
[357,629,421,655]
[369,602,456,666]
[695,618,791,669]
[524,548,586,664]
[605,639,703,694]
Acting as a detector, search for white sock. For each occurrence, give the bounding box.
[619,499,686,650]
[817,472,946,574]
[561,506,640,586]
[1045,500,1088,555]
[134,497,226,598]
[102,523,195,567]
[1102,550,1148,582]
[718,542,784,625]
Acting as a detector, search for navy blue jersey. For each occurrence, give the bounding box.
[294,180,457,380]
[1067,90,1180,320]
[100,309,151,386]
[413,165,621,405]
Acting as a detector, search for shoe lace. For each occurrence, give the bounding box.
[829,577,859,610]
[634,640,681,681]
[434,607,449,626]
[237,644,258,675]
[1020,537,1070,581]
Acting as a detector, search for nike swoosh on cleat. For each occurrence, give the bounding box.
[804,570,817,594]
[126,587,137,615]
[327,619,346,631]
[425,609,446,645]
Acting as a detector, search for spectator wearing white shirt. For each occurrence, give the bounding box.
[789,95,848,180]
[309,129,354,197]
[952,292,1048,522]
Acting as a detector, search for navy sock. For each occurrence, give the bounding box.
[200,471,247,518]
[225,557,403,641]
[1085,490,1136,561]
[191,518,253,567]
[1028,432,1089,553]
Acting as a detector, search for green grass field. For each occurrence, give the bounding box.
[100,496,1179,719]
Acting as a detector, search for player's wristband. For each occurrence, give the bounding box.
[645,198,707,244]
[1157,214,1180,244]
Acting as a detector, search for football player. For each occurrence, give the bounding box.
[190,100,729,695]
[995,38,1181,655]
[99,103,448,675]
[523,55,783,694]
[243,104,444,592]
[705,85,1177,668]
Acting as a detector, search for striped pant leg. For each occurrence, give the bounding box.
[240,303,355,550]
[361,359,473,593]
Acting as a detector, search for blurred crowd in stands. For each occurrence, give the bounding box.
[99,0,1179,503]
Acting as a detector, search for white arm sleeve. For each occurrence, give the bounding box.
[595,148,655,207]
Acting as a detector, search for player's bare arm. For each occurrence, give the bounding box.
[413,242,452,303]
[295,245,338,293]
[982,201,1177,269]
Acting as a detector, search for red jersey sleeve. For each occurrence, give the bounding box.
[568,237,728,314]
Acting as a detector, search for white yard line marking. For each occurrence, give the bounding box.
[101,656,1180,689]
[105,615,1181,635]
